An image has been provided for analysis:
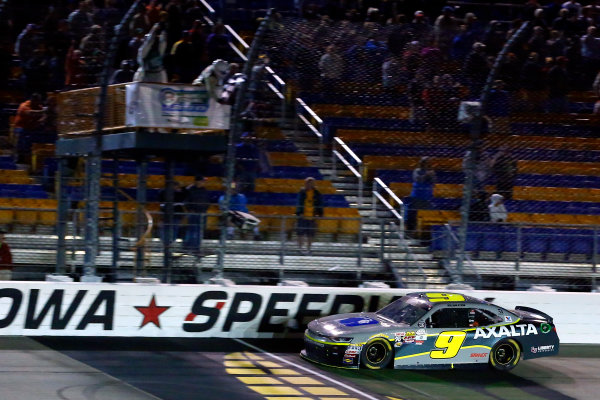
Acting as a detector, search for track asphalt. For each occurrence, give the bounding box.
[2,337,599,400]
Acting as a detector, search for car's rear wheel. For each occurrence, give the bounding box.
[489,339,521,371]
[361,338,393,369]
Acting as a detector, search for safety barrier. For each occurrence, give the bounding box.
[0,283,597,344]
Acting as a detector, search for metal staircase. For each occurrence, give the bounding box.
[285,124,450,289]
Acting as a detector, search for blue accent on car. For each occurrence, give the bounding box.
[339,317,379,327]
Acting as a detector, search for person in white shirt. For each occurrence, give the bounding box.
[489,193,507,222]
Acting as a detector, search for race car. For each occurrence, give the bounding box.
[301,292,559,371]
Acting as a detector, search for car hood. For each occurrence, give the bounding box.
[308,312,407,336]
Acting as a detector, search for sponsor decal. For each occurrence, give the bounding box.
[540,323,552,334]
[339,317,379,327]
[497,308,504,314]
[470,352,488,358]
[344,344,362,356]
[416,329,426,335]
[343,357,354,364]
[474,324,538,339]
[135,295,170,328]
[531,345,555,354]
[417,321,425,328]
[0,288,115,331]
[504,316,513,322]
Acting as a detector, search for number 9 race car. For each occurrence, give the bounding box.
[301,292,559,371]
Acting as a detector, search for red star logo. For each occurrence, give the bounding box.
[135,295,170,328]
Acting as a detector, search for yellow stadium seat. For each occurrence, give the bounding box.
[0,198,14,224]
[37,199,58,225]
[389,182,412,199]
[338,208,361,235]
[14,199,39,225]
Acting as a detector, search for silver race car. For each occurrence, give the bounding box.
[301,292,559,371]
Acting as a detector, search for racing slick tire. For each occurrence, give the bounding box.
[489,339,521,372]
[361,338,393,369]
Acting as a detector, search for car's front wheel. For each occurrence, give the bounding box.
[361,338,393,369]
[489,339,521,371]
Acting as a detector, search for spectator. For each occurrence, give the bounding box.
[133,23,168,83]
[0,230,13,281]
[463,149,493,192]
[218,183,260,240]
[68,0,94,43]
[469,191,489,222]
[193,59,229,100]
[110,60,135,84]
[433,6,459,57]
[580,26,600,84]
[407,70,428,122]
[489,194,508,223]
[406,157,436,233]
[13,93,46,160]
[159,181,186,243]
[183,176,209,253]
[128,28,146,68]
[234,133,260,193]
[170,30,197,83]
[318,44,344,90]
[15,24,40,68]
[130,3,151,37]
[491,146,517,200]
[64,44,86,87]
[521,52,546,111]
[546,55,570,112]
[206,23,231,62]
[422,74,461,131]
[295,177,324,255]
[382,55,403,90]
[463,42,489,96]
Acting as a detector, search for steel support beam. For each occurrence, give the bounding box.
[55,157,69,274]
[135,158,148,275]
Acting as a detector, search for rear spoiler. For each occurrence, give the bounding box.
[515,306,553,324]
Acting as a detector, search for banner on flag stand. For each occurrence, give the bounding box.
[126,82,230,129]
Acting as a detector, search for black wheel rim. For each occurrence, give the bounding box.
[495,343,515,366]
[366,342,387,364]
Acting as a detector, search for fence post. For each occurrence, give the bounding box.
[516,224,522,272]
[279,216,286,265]
[55,158,68,274]
[379,220,385,262]
[357,217,363,269]
[358,164,364,207]
[593,227,598,274]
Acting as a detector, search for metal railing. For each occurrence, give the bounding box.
[372,177,404,232]
[295,98,324,164]
[332,137,364,206]
[371,178,426,287]
[443,223,482,288]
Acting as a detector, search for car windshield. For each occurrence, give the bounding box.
[376,297,431,325]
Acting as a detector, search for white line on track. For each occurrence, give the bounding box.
[234,338,382,400]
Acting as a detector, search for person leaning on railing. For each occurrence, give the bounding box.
[0,230,13,281]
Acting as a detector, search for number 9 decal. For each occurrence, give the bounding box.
[430,331,467,359]
[426,293,465,302]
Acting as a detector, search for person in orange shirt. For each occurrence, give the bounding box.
[13,93,46,160]
[295,177,323,255]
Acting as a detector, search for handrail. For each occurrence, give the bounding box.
[332,137,364,206]
[296,98,324,164]
[199,0,215,15]
[372,177,404,232]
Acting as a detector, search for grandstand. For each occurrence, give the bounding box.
[0,1,598,291]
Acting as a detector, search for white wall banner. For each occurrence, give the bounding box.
[125,82,230,129]
[0,283,598,343]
